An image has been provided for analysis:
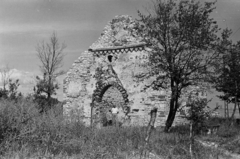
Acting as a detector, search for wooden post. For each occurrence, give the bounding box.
[224,101,229,119]
[224,101,227,118]
[145,108,158,143]
[190,120,194,159]
[227,102,229,119]
[141,108,158,159]
[90,102,93,128]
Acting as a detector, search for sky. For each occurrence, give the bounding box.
[1,0,240,74]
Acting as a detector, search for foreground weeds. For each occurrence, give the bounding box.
[0,99,146,158]
[200,117,240,155]
[0,99,235,158]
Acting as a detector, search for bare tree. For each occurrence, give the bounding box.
[0,64,12,91]
[35,32,66,100]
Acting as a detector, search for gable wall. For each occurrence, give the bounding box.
[63,15,188,127]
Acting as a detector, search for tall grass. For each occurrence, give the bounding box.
[0,99,146,158]
[0,99,230,158]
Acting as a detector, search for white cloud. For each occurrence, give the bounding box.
[0,68,38,85]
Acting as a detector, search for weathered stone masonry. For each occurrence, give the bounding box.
[63,15,187,127]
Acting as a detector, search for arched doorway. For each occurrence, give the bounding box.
[91,82,129,127]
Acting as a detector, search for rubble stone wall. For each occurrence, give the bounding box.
[63,15,188,127]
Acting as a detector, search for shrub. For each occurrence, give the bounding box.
[0,99,39,152]
[217,122,240,138]
[0,99,230,158]
[0,79,22,100]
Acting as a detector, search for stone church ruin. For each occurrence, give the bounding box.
[63,15,187,127]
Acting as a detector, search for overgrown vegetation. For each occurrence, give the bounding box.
[0,79,22,100]
[0,80,238,158]
[1,99,235,159]
[213,28,240,120]
[1,0,240,158]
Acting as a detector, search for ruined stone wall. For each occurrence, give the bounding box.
[63,15,188,127]
[63,50,96,125]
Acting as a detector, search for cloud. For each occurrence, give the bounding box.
[0,69,36,85]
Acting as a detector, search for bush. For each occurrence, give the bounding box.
[0,99,39,152]
[0,79,22,100]
[0,99,145,158]
[0,99,230,158]
[0,99,65,153]
[217,123,240,138]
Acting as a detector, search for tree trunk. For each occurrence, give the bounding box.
[238,102,240,117]
[47,75,52,110]
[90,102,94,128]
[164,88,179,132]
[231,81,238,121]
[47,85,51,99]
[47,91,50,99]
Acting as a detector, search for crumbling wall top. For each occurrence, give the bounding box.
[89,15,144,50]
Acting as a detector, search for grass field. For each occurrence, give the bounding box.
[0,99,239,159]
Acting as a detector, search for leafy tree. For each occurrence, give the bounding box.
[138,0,220,132]
[184,92,213,158]
[33,74,59,112]
[0,79,22,100]
[34,32,66,111]
[185,92,214,133]
[8,79,22,100]
[214,29,240,119]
